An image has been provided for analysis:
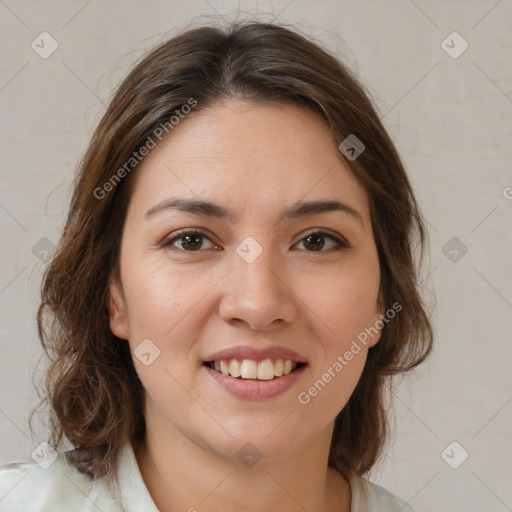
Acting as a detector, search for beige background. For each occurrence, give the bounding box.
[1,1,511,511]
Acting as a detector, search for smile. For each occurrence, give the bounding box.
[203,361,307,400]
[205,358,304,381]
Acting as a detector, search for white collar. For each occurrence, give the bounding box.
[114,442,160,512]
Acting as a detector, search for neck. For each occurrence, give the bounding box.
[133,413,351,512]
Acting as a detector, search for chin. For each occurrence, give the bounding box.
[195,419,309,465]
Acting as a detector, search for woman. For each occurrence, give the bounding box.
[0,20,432,511]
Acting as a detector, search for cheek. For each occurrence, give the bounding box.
[295,273,375,419]
[296,351,366,429]
[121,257,203,337]
[300,260,380,344]
[294,254,379,411]
[119,258,221,391]
[331,284,378,342]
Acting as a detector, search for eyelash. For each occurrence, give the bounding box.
[161,229,352,254]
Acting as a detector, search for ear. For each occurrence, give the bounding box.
[367,297,385,348]
[107,276,130,340]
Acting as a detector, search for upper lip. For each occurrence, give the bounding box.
[204,345,308,364]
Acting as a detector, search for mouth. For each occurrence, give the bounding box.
[204,358,307,381]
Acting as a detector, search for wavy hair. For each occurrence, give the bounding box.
[30,20,433,481]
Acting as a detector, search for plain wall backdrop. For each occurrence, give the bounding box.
[0,1,511,511]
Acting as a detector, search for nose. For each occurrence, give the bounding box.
[219,243,298,331]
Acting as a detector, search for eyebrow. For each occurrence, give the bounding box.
[145,197,363,225]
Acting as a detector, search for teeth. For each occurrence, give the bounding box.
[229,358,241,378]
[240,359,257,379]
[257,359,275,380]
[274,359,284,376]
[210,358,301,380]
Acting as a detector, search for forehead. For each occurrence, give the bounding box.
[127,99,371,224]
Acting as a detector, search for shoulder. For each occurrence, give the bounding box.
[0,450,123,511]
[351,475,415,512]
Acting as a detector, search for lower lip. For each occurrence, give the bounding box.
[203,364,307,400]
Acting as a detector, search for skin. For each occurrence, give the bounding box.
[108,99,383,512]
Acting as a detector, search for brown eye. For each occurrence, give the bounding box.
[164,231,217,252]
[294,231,351,252]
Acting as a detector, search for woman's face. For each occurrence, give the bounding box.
[109,99,383,462]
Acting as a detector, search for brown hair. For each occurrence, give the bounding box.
[31,20,433,481]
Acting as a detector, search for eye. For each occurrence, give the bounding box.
[293,230,351,253]
[162,229,351,253]
[163,230,218,252]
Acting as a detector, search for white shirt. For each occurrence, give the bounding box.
[0,443,414,511]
